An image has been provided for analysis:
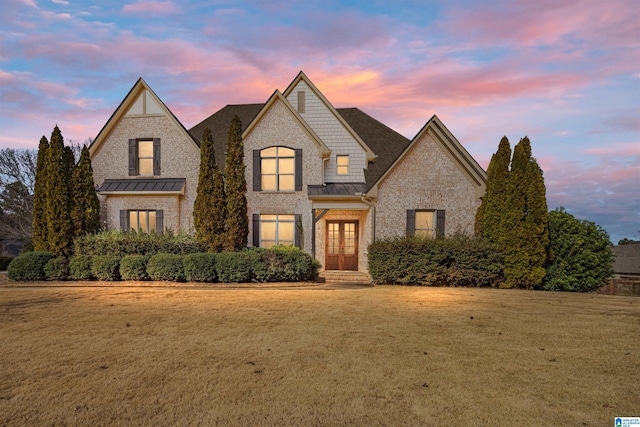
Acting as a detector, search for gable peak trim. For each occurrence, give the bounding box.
[242,89,330,158]
[282,71,377,162]
[89,77,199,158]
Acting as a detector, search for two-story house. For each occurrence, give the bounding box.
[90,72,486,274]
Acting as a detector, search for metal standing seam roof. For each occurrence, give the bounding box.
[307,183,368,197]
[97,178,186,193]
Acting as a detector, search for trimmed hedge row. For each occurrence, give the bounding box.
[368,235,505,287]
[6,247,319,283]
[74,230,201,257]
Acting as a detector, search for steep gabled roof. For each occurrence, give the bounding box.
[283,71,377,162]
[336,108,411,189]
[365,114,487,198]
[189,103,263,171]
[242,90,331,158]
[89,77,199,157]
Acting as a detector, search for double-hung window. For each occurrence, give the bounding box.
[336,155,349,175]
[259,214,295,248]
[252,213,302,248]
[407,209,445,238]
[129,138,160,176]
[253,147,302,192]
[121,209,164,233]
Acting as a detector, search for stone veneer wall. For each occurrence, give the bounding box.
[286,81,367,183]
[91,115,200,232]
[375,132,482,239]
[244,99,324,256]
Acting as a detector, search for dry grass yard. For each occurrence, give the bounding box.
[0,283,638,426]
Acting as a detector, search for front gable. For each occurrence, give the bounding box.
[89,78,201,233]
[283,72,376,183]
[243,90,330,159]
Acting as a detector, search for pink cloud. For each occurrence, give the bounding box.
[122,1,180,15]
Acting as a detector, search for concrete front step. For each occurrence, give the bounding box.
[320,271,371,284]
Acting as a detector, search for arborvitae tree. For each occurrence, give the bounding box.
[71,145,100,237]
[475,136,511,241]
[45,126,74,256]
[501,137,549,289]
[193,128,227,252]
[32,136,50,251]
[223,116,248,252]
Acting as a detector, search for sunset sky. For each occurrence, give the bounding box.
[1,0,638,243]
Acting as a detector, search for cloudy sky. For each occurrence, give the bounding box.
[1,0,638,242]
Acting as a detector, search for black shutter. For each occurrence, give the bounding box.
[253,150,261,191]
[120,210,128,231]
[294,214,302,249]
[436,210,445,238]
[156,210,164,233]
[295,149,303,191]
[153,138,161,175]
[406,210,416,236]
[128,139,137,176]
[252,214,260,247]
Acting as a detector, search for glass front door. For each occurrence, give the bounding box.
[325,220,358,271]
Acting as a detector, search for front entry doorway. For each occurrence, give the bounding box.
[325,220,358,271]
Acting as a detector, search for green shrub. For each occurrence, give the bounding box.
[0,256,14,270]
[183,253,217,282]
[7,251,56,281]
[91,256,121,281]
[147,253,185,282]
[250,246,320,282]
[74,230,201,257]
[44,256,70,280]
[544,208,614,292]
[119,255,150,281]
[368,235,504,287]
[69,255,93,280]
[216,251,252,283]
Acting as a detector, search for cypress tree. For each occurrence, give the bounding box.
[223,116,248,252]
[194,128,227,252]
[32,136,49,251]
[71,145,100,237]
[45,126,74,256]
[475,136,511,241]
[502,137,548,289]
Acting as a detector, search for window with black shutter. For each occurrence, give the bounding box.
[407,209,445,238]
[128,138,161,176]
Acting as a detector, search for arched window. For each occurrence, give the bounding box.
[260,147,295,191]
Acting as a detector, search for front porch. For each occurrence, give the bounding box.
[311,206,373,274]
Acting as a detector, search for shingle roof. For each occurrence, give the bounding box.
[612,244,640,275]
[336,108,411,189]
[189,104,264,171]
[97,178,186,193]
[188,104,411,191]
[308,183,368,197]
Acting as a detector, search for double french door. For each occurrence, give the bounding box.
[325,220,358,271]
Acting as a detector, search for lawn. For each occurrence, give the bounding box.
[0,284,638,425]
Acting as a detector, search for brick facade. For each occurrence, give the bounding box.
[375,132,481,239]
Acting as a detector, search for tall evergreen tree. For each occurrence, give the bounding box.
[223,116,248,252]
[194,128,227,252]
[71,145,100,237]
[475,136,511,241]
[45,126,74,256]
[501,137,549,289]
[32,136,50,251]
